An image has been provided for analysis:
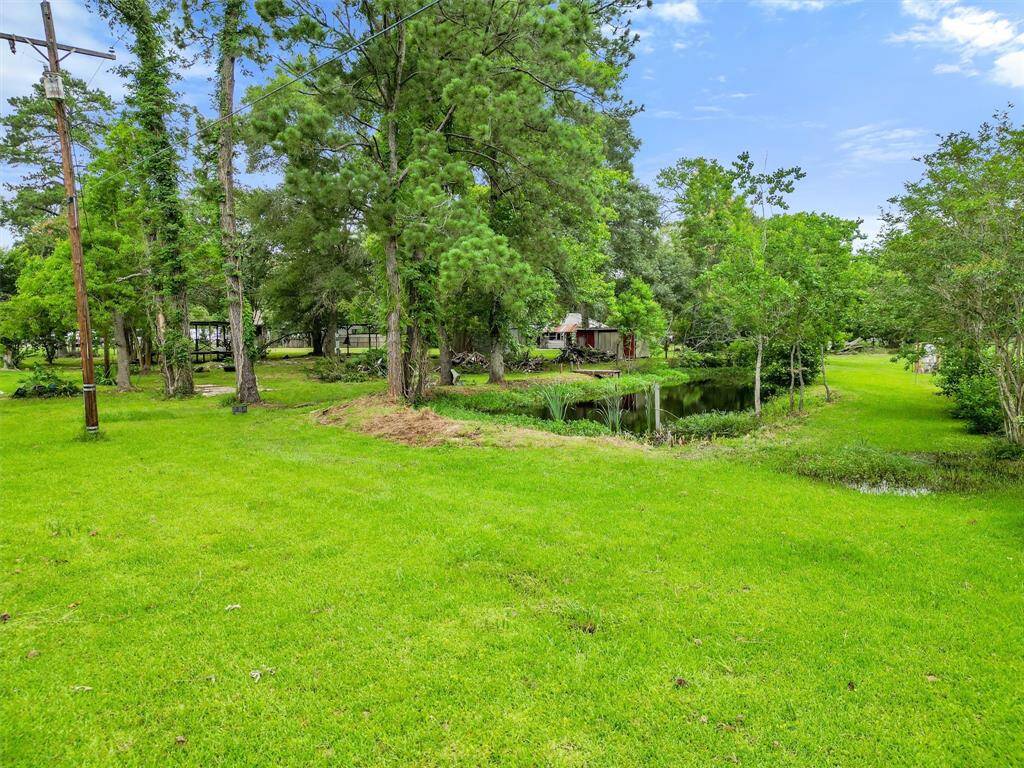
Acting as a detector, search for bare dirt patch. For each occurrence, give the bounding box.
[315,394,642,451]
[316,395,483,447]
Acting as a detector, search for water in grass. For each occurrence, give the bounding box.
[544,379,755,435]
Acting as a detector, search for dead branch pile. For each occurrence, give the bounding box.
[449,351,489,372]
[506,352,546,373]
[554,343,615,365]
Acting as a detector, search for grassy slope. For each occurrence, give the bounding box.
[0,355,1021,766]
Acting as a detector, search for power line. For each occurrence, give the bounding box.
[94,0,443,190]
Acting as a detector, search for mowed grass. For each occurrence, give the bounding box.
[0,354,1021,766]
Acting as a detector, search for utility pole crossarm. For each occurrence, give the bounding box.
[0,32,116,60]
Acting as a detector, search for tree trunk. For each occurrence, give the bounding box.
[821,345,831,402]
[113,312,133,391]
[754,334,763,418]
[102,333,111,381]
[403,318,427,401]
[384,233,405,400]
[438,324,453,386]
[323,310,338,358]
[140,334,151,375]
[2,344,21,369]
[993,340,1024,445]
[310,322,324,356]
[488,325,505,384]
[382,21,407,401]
[797,344,805,411]
[788,343,796,412]
[216,2,260,404]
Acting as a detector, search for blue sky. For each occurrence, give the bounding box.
[3,0,1024,247]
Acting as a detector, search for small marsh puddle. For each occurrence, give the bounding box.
[847,481,932,496]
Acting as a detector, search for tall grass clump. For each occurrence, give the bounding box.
[672,409,759,440]
[596,393,624,433]
[539,384,571,421]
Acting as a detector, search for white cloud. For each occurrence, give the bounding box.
[837,123,930,165]
[993,49,1024,86]
[652,1,701,24]
[939,7,1017,49]
[933,61,978,75]
[753,0,832,11]
[891,1,1024,86]
[694,105,725,112]
[900,0,958,21]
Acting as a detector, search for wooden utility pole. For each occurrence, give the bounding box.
[1,3,115,433]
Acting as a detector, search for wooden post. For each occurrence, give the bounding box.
[39,1,111,434]
[4,6,115,432]
[653,382,661,432]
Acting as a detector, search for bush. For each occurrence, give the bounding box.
[311,351,387,382]
[672,347,708,369]
[671,409,759,440]
[12,365,81,399]
[950,373,1004,434]
[934,346,1004,434]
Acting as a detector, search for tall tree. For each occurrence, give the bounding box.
[255,0,641,399]
[101,0,194,396]
[181,0,267,403]
[884,112,1024,444]
[0,74,113,240]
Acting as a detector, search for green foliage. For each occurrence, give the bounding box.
[671,409,759,440]
[0,73,114,238]
[949,373,1004,435]
[609,278,666,349]
[101,0,195,395]
[311,351,387,383]
[882,111,1024,443]
[594,393,624,433]
[12,365,81,399]
[538,383,572,422]
[935,347,1004,435]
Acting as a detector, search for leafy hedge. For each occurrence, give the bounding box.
[12,365,81,399]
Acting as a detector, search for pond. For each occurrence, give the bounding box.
[542,378,755,435]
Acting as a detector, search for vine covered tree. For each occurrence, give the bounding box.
[101,0,194,396]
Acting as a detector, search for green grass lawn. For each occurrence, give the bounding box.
[1,354,1021,766]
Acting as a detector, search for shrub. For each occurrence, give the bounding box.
[12,365,81,399]
[934,346,1003,434]
[311,351,387,382]
[671,409,759,440]
[949,372,1003,434]
[672,347,708,369]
